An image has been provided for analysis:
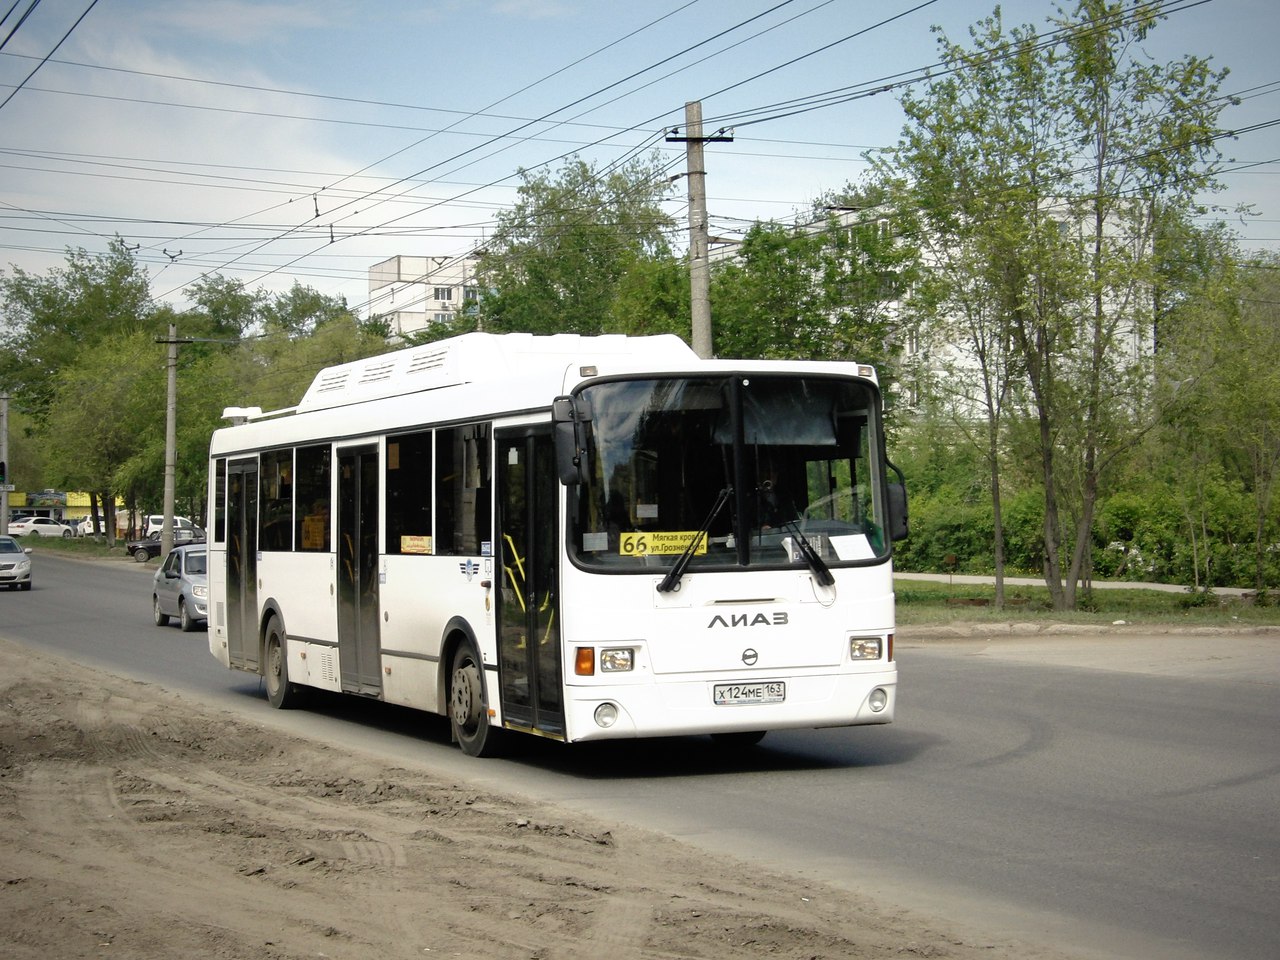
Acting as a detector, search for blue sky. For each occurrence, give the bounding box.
[1,0,1276,315]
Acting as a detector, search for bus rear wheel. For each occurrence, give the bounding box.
[265,618,303,709]
[449,644,505,758]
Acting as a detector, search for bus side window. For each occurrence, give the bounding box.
[260,449,294,551]
[436,423,491,556]
[387,431,433,555]
[295,444,332,552]
[213,458,227,544]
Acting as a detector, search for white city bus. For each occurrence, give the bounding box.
[207,332,907,756]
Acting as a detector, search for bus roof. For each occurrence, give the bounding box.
[294,332,697,415]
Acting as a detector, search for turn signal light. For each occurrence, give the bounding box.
[575,646,595,676]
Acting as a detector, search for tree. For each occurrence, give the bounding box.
[883,1,1231,608]
[42,330,164,541]
[0,239,155,525]
[710,195,917,371]
[474,155,678,336]
[1159,250,1280,594]
[0,238,153,423]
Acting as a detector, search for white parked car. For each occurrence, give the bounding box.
[77,517,113,537]
[143,515,198,538]
[8,516,73,538]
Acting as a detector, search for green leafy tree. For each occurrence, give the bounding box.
[883,0,1231,608]
[711,198,916,371]
[0,238,153,423]
[42,330,164,540]
[474,155,678,336]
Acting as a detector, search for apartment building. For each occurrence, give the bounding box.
[367,254,482,337]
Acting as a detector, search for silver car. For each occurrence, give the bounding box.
[152,544,208,631]
[0,535,33,590]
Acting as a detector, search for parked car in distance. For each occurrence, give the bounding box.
[0,535,33,590]
[143,515,198,538]
[8,516,73,538]
[152,543,208,631]
[77,517,113,537]
[127,526,206,562]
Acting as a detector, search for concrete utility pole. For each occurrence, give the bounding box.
[1,392,10,536]
[162,322,178,557]
[667,101,733,359]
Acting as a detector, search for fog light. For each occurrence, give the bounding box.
[868,687,888,712]
[594,703,619,728]
[600,648,634,672]
[849,636,882,660]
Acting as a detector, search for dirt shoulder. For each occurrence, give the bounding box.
[0,636,1087,960]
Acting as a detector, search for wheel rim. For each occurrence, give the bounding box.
[450,658,481,735]
[153,597,163,623]
[266,639,283,698]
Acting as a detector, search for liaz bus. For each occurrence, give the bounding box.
[207,332,907,757]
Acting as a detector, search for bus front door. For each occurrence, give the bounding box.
[337,445,382,696]
[496,430,564,739]
[226,458,259,670]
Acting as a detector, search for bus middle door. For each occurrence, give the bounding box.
[496,429,564,739]
[337,445,382,697]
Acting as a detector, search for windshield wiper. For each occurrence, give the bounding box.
[784,520,835,587]
[656,486,732,594]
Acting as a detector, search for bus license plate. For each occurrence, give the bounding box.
[714,681,785,705]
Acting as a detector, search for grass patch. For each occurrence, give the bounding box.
[20,536,148,563]
[18,539,1279,626]
[895,579,1277,626]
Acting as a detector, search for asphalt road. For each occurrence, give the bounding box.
[3,552,1277,960]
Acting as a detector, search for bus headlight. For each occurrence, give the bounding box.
[849,636,882,660]
[600,648,634,672]
[594,703,619,727]
[868,688,889,712]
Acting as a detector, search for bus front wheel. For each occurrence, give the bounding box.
[449,644,504,757]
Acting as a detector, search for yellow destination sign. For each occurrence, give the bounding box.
[619,531,707,556]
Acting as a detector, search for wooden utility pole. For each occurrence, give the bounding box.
[667,101,732,359]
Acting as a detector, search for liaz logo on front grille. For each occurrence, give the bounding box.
[707,612,789,628]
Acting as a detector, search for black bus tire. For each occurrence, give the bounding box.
[448,643,505,758]
[265,617,303,709]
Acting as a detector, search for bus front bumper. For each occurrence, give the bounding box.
[559,669,896,743]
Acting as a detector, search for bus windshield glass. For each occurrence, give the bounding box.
[568,375,890,572]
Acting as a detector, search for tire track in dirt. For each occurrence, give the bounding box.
[1,637,1082,960]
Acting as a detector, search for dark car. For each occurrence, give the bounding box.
[152,543,208,631]
[126,526,206,563]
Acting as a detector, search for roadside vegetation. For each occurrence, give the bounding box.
[2,2,1275,609]
[895,578,1275,627]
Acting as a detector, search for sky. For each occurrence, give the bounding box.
[1,0,1276,318]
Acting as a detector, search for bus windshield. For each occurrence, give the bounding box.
[567,374,890,573]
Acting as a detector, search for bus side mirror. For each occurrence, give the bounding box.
[552,396,592,485]
[887,483,909,542]
[885,458,908,542]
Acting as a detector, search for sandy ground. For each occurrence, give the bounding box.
[0,637,1084,960]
